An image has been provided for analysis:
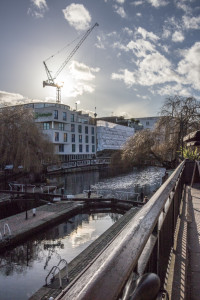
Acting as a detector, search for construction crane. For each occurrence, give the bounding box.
[43,22,99,104]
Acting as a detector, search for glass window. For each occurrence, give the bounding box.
[79,135,82,143]
[92,136,95,144]
[71,124,75,132]
[59,144,64,152]
[85,126,88,134]
[72,144,76,152]
[55,132,59,141]
[71,114,74,122]
[92,145,95,152]
[71,134,75,143]
[86,145,89,152]
[91,127,95,134]
[146,121,150,126]
[64,133,67,142]
[78,125,82,133]
[63,112,67,121]
[59,123,64,131]
[79,144,83,152]
[54,110,58,119]
[85,135,89,143]
[43,123,50,130]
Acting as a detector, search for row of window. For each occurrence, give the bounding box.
[43,122,95,134]
[59,144,95,153]
[53,110,88,124]
[55,132,95,144]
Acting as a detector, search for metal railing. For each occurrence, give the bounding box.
[55,161,185,300]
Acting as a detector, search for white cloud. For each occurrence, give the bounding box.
[137,27,159,41]
[162,28,171,39]
[28,0,48,18]
[95,36,105,49]
[131,1,144,6]
[63,4,91,30]
[151,83,192,97]
[111,69,136,87]
[123,27,133,36]
[172,31,184,42]
[176,2,192,14]
[177,42,200,90]
[136,13,142,17]
[0,91,26,105]
[147,0,169,8]
[182,15,200,30]
[69,60,100,81]
[115,0,125,3]
[114,5,127,18]
[127,39,156,57]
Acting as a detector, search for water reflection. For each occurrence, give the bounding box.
[0,211,122,300]
[53,166,165,198]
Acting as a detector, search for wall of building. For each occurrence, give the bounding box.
[134,117,159,130]
[96,120,135,151]
[26,102,96,161]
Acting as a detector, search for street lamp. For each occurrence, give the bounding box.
[75,100,80,111]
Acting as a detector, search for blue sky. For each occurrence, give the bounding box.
[0,0,200,117]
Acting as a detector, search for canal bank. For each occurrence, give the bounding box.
[29,206,140,300]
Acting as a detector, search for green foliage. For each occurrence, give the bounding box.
[179,147,200,160]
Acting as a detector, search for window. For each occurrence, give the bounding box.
[92,145,95,152]
[71,124,75,132]
[54,110,58,119]
[86,145,89,152]
[85,135,89,143]
[79,135,82,143]
[91,127,95,134]
[43,123,50,130]
[92,136,95,144]
[85,126,88,134]
[71,114,74,122]
[72,144,76,152]
[64,133,67,142]
[55,132,59,141]
[63,112,67,121]
[59,144,64,152]
[146,121,150,126]
[79,144,83,152]
[78,125,82,133]
[59,123,64,131]
[71,134,75,143]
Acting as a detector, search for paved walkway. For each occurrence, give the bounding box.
[0,201,82,251]
[166,184,200,300]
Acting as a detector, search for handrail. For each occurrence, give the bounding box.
[45,266,62,288]
[3,223,11,236]
[56,161,185,300]
[56,259,68,281]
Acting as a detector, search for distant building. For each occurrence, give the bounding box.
[24,102,96,161]
[134,117,159,131]
[96,120,135,152]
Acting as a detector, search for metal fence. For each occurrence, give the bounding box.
[55,161,185,300]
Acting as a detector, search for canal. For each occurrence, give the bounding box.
[0,166,165,299]
[0,211,122,300]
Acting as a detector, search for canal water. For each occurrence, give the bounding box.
[53,166,166,199]
[0,211,122,300]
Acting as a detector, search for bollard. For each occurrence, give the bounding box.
[32,208,36,217]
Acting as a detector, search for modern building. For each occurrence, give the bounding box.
[24,102,96,161]
[134,117,159,131]
[96,120,135,152]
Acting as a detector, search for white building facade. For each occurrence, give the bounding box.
[25,102,96,161]
[135,117,159,130]
[96,120,135,151]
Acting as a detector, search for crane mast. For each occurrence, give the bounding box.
[43,22,99,104]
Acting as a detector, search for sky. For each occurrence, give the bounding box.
[0,0,200,117]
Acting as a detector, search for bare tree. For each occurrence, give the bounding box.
[121,96,200,168]
[0,104,55,173]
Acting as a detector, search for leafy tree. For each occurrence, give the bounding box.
[0,104,55,173]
